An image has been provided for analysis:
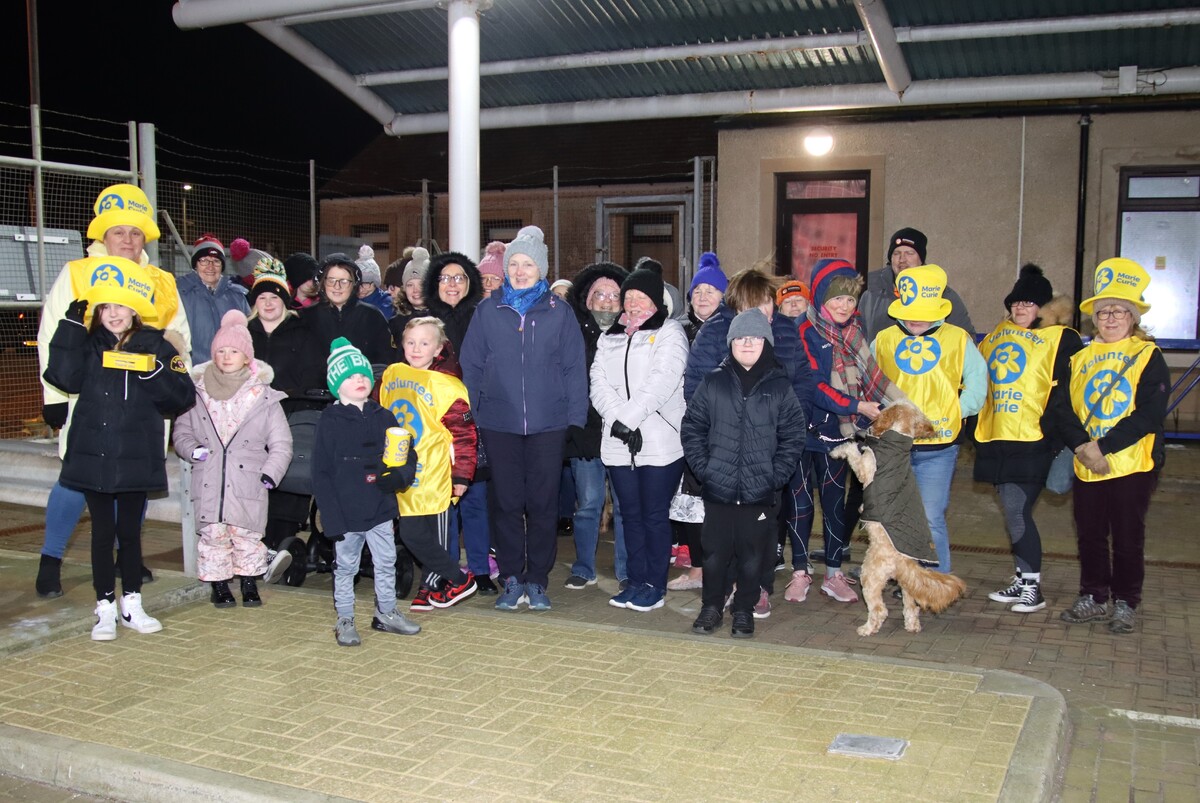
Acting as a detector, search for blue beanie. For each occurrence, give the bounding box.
[689,251,727,297]
[810,258,860,307]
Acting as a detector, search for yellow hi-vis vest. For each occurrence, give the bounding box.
[67,257,180,327]
[876,323,967,445]
[379,362,469,516]
[1068,337,1157,481]
[976,322,1068,442]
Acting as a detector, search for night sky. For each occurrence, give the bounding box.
[2,2,382,179]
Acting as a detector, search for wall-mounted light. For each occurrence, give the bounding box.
[804,127,834,156]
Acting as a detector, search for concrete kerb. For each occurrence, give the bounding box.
[0,723,355,803]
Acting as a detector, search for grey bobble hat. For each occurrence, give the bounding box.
[504,225,550,279]
[402,247,431,285]
[727,308,774,346]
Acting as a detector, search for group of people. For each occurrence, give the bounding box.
[34,184,1166,644]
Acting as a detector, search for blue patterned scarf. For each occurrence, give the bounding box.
[501,278,549,317]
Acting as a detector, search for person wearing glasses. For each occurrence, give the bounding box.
[975,265,1082,615]
[422,251,484,358]
[562,260,630,592]
[178,234,250,365]
[299,253,395,366]
[1054,258,1168,635]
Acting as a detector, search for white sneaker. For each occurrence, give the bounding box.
[262,548,292,584]
[119,592,162,634]
[92,599,118,641]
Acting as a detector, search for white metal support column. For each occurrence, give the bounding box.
[446,0,488,259]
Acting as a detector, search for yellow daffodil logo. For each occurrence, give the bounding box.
[897,275,918,306]
[1084,370,1132,420]
[389,399,425,443]
[988,343,1026,385]
[895,336,941,375]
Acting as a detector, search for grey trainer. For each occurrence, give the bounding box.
[335,617,361,647]
[1109,600,1136,634]
[1059,593,1110,624]
[371,609,421,636]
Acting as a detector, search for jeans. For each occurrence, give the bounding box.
[611,490,627,582]
[458,480,492,576]
[910,445,959,573]
[333,520,396,618]
[568,457,608,580]
[558,464,576,519]
[607,458,684,591]
[42,480,87,559]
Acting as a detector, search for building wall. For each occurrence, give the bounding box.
[717,108,1200,423]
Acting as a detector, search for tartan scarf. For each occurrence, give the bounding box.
[807,305,897,434]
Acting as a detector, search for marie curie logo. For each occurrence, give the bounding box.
[894,336,940,375]
[988,343,1026,385]
[1084,370,1132,420]
[90,262,124,287]
[389,399,424,444]
[897,275,918,307]
[96,193,125,213]
[1094,266,1114,295]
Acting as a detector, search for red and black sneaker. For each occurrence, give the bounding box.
[409,587,433,612]
[429,572,478,609]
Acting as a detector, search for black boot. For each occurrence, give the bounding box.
[210,580,236,608]
[240,576,262,607]
[36,554,63,599]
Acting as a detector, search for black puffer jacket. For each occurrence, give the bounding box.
[565,261,628,459]
[973,297,1084,484]
[421,252,483,357]
[248,312,325,400]
[44,320,196,494]
[299,295,395,367]
[681,355,806,506]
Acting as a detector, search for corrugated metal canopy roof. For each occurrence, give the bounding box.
[173,0,1200,135]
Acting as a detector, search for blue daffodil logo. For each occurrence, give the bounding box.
[90,262,124,287]
[1094,266,1114,295]
[1084,370,1132,420]
[895,336,941,375]
[897,275,918,306]
[988,343,1026,385]
[389,399,425,444]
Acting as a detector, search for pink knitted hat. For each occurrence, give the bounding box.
[477,240,506,279]
[210,309,254,363]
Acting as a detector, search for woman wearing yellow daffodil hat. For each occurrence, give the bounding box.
[975,264,1082,615]
[1055,258,1168,635]
[872,264,988,575]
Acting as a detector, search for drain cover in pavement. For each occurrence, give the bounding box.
[828,733,908,760]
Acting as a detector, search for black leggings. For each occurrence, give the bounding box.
[85,491,147,601]
[997,482,1043,574]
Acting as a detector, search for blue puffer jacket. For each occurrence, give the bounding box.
[460,290,588,436]
[177,271,249,364]
[681,356,806,506]
[683,304,810,407]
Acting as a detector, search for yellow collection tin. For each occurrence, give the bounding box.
[102,350,156,372]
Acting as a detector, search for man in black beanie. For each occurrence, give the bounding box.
[859,227,975,341]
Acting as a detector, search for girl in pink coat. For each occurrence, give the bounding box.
[174,310,293,608]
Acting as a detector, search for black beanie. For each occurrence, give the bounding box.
[621,257,665,312]
[284,252,319,290]
[887,228,928,264]
[1003,263,1054,309]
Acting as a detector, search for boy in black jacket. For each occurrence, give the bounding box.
[313,338,419,646]
[681,310,806,639]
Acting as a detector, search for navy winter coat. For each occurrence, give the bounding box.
[44,321,196,494]
[312,400,414,538]
[683,304,810,408]
[681,357,806,506]
[460,290,588,436]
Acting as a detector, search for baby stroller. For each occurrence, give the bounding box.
[269,386,416,598]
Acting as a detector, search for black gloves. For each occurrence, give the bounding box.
[65,299,88,323]
[610,421,642,457]
[261,474,276,490]
[42,403,68,430]
[377,446,419,494]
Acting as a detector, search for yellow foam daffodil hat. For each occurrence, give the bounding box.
[887,264,953,322]
[78,255,159,323]
[85,183,161,244]
[1080,257,1151,315]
